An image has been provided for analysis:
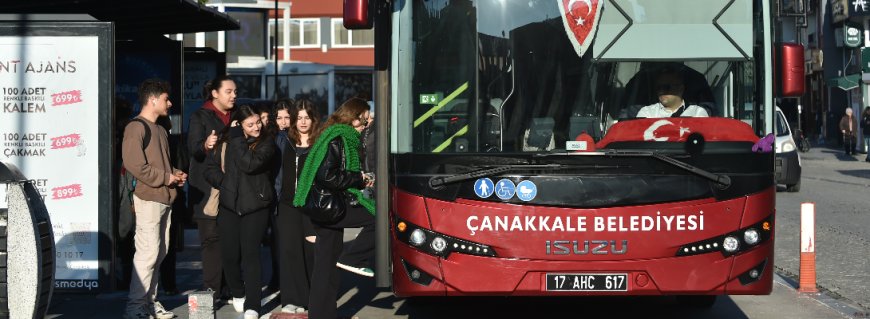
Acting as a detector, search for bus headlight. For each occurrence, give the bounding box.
[431,237,447,252]
[676,216,772,257]
[743,228,760,245]
[782,140,796,152]
[395,218,497,258]
[723,236,740,252]
[409,229,426,246]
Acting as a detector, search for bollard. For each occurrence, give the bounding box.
[799,202,818,293]
[0,162,55,319]
[187,290,215,319]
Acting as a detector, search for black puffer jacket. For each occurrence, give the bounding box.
[204,127,276,215]
[315,138,365,192]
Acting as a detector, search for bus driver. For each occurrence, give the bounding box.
[636,68,709,118]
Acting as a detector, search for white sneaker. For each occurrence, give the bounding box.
[243,309,258,319]
[152,301,175,319]
[281,304,298,313]
[123,304,154,319]
[281,304,307,313]
[232,297,245,313]
[337,262,375,277]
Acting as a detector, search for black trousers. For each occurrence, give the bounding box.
[276,202,316,308]
[337,223,375,269]
[845,135,857,155]
[309,206,375,319]
[268,212,280,288]
[196,218,223,295]
[217,208,270,313]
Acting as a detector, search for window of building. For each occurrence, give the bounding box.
[266,74,330,115]
[182,33,197,47]
[229,75,262,99]
[331,18,375,47]
[226,9,267,58]
[268,20,286,48]
[282,18,320,48]
[205,32,219,51]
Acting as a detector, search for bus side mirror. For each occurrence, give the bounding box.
[777,42,805,97]
[344,0,373,29]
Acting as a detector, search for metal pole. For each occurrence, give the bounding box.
[274,0,279,100]
[374,0,392,289]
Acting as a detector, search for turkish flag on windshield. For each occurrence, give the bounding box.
[558,0,603,58]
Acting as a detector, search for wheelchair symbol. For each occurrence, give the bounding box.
[495,179,516,200]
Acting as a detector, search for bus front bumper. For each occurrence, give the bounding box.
[392,239,773,297]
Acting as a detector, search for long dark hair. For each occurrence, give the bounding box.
[215,104,266,150]
[203,75,234,101]
[256,103,278,139]
[289,99,322,146]
[271,99,293,140]
[864,106,870,117]
[310,97,369,143]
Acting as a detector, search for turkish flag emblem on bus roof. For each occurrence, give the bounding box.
[558,0,603,58]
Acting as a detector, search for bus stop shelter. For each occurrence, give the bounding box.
[0,0,238,293]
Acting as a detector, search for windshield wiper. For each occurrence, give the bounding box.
[428,163,621,189]
[603,150,732,189]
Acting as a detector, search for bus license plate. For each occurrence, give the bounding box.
[545,274,628,292]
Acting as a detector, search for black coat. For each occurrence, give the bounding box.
[361,123,376,173]
[316,137,365,192]
[204,129,277,216]
[188,107,229,219]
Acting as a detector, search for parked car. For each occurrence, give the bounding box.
[774,106,801,192]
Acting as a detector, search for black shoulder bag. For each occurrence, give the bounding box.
[302,143,349,224]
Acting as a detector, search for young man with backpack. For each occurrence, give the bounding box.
[122,78,187,319]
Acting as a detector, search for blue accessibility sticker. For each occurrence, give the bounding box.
[473,178,494,198]
[495,179,516,200]
[516,180,537,201]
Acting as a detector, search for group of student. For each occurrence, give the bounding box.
[122,76,376,319]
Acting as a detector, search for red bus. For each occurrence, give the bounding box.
[350,0,804,306]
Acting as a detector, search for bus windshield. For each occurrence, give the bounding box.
[403,0,764,154]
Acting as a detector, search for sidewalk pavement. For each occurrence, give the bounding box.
[797,144,870,187]
[45,228,360,319]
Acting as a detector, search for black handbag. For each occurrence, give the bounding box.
[303,183,347,224]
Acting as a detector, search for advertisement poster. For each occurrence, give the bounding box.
[183,61,217,133]
[0,36,101,288]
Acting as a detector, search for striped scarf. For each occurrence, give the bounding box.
[292,124,375,215]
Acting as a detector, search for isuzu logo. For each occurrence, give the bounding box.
[546,240,628,255]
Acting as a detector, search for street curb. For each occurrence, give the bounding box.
[774,271,869,319]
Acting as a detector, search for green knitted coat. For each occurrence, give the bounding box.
[292,124,375,215]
